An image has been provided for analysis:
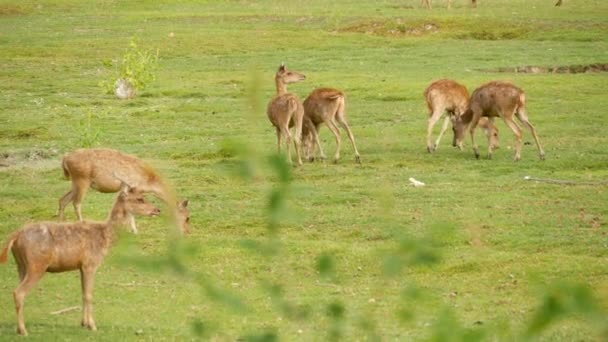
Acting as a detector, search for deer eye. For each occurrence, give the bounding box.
[185,217,190,223]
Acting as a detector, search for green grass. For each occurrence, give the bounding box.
[1,0,607,340]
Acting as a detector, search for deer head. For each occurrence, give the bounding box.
[275,63,306,84]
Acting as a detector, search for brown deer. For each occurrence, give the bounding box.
[266,63,306,166]
[424,79,470,152]
[301,88,361,164]
[425,79,499,152]
[0,182,160,336]
[453,81,545,161]
[57,148,190,234]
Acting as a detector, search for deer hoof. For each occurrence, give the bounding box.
[17,327,28,336]
[487,154,492,160]
[539,153,546,161]
[355,155,361,164]
[427,145,435,153]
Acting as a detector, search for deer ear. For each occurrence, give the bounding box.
[179,199,189,208]
[278,63,285,72]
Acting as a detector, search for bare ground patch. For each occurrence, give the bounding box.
[339,19,439,36]
[482,63,608,74]
[0,148,59,171]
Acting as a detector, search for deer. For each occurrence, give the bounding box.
[0,181,160,336]
[453,81,545,161]
[57,148,190,234]
[421,0,476,9]
[301,88,361,164]
[424,79,499,153]
[266,63,306,166]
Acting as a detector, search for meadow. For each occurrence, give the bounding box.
[0,0,607,340]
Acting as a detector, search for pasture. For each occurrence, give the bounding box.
[0,0,607,340]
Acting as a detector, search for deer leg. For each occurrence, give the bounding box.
[80,268,97,331]
[57,188,75,220]
[469,118,480,159]
[516,110,545,160]
[14,269,45,336]
[447,0,452,9]
[426,108,443,152]
[292,114,304,166]
[275,127,282,153]
[325,119,342,163]
[71,179,90,222]
[434,115,451,151]
[311,124,327,161]
[336,115,361,164]
[128,213,138,234]
[502,117,523,161]
[281,126,293,165]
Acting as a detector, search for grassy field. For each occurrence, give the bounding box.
[1,0,607,340]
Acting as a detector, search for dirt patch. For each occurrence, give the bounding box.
[340,19,438,37]
[0,148,59,170]
[484,63,608,74]
[0,5,31,16]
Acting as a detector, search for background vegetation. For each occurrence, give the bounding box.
[0,0,606,340]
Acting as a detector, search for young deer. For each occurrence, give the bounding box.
[57,148,190,234]
[266,63,306,166]
[0,182,160,336]
[302,88,361,164]
[453,81,545,161]
[424,79,499,152]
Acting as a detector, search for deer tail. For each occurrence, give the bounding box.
[61,157,71,180]
[287,97,299,114]
[0,232,18,264]
[516,92,526,113]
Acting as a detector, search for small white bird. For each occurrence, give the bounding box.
[409,177,425,187]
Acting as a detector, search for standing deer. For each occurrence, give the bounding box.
[302,88,361,164]
[424,79,470,152]
[0,182,160,336]
[453,81,545,161]
[57,148,190,234]
[267,63,306,166]
[424,79,499,152]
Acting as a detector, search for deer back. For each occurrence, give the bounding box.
[63,148,162,194]
[424,79,469,116]
[303,88,344,125]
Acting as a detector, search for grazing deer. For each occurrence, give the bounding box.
[425,79,499,152]
[266,63,306,166]
[0,182,160,336]
[57,148,190,234]
[302,88,361,164]
[453,81,545,161]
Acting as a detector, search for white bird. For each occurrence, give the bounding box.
[409,177,425,187]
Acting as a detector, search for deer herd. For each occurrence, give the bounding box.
[1,61,546,335]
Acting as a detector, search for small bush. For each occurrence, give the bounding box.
[99,37,159,98]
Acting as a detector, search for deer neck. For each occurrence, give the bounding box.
[107,198,130,227]
[461,109,474,125]
[275,77,287,96]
